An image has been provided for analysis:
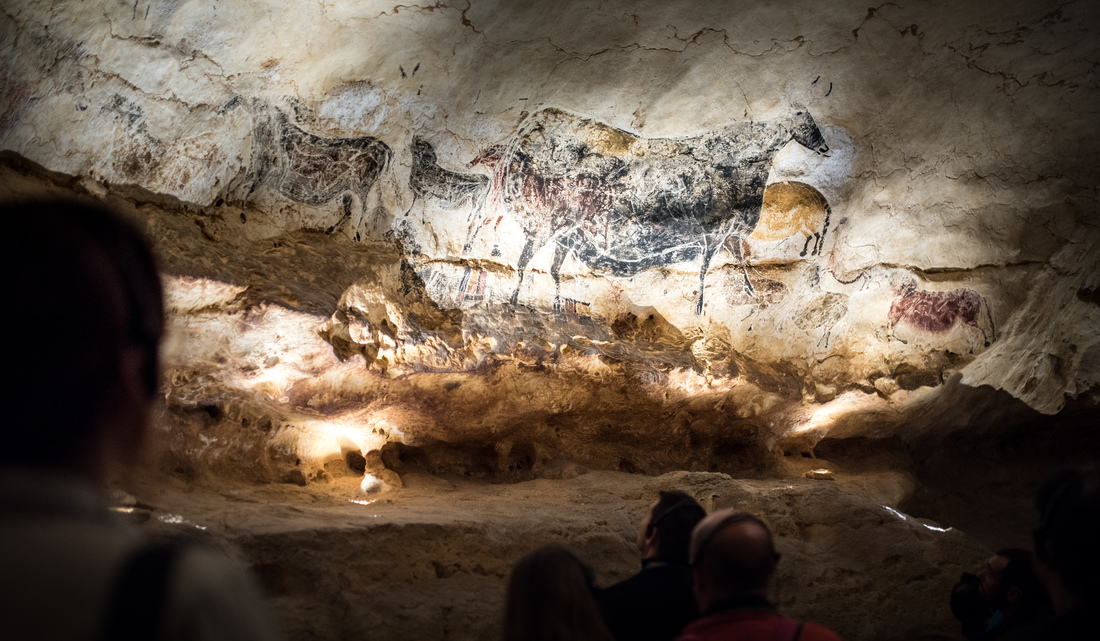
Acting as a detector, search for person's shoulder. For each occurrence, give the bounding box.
[164,544,283,641]
[800,620,843,641]
[601,569,650,598]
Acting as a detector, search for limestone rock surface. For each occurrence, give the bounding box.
[4,0,1098,482]
[133,468,985,641]
[3,2,1099,639]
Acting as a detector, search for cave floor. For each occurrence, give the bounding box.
[122,463,987,641]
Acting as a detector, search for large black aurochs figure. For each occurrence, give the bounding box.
[415,105,829,314]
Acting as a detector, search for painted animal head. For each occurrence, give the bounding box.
[411,135,437,165]
[787,105,829,156]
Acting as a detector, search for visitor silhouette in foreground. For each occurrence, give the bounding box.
[971,549,1050,640]
[504,545,613,641]
[599,490,706,641]
[676,510,842,641]
[0,197,281,641]
[951,571,990,639]
[1031,465,1099,639]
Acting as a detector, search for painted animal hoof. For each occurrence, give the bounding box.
[325,226,336,234]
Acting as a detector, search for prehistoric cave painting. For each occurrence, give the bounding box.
[722,274,788,308]
[251,105,391,240]
[102,94,167,183]
[454,267,489,304]
[560,297,592,321]
[887,283,996,348]
[419,105,830,315]
[410,136,490,210]
[749,181,831,257]
[795,292,848,348]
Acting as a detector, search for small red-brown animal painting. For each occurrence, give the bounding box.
[887,283,996,347]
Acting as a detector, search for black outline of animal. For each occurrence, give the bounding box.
[251,107,391,241]
[456,105,830,314]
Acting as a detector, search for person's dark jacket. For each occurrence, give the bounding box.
[598,559,698,641]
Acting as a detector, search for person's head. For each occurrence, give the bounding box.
[636,490,706,565]
[1032,466,1100,613]
[1,197,163,480]
[950,572,988,635]
[503,545,613,641]
[689,510,780,611]
[977,549,1044,616]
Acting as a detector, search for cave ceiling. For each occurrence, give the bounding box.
[1,0,1098,481]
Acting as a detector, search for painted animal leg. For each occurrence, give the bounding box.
[550,241,570,313]
[462,201,489,254]
[980,296,996,346]
[815,205,831,256]
[325,193,355,235]
[510,237,536,306]
[729,235,755,297]
[800,234,813,257]
[696,236,723,316]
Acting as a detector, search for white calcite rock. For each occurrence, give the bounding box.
[0,1,1096,475]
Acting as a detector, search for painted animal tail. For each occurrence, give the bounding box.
[981,294,997,346]
[816,200,832,256]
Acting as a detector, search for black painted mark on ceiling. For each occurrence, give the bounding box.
[409,136,489,210]
[251,105,391,237]
[450,105,830,314]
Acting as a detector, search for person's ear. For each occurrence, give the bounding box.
[691,565,706,595]
[110,344,155,457]
[1005,586,1022,605]
[645,524,660,550]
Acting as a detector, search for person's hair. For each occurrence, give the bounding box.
[995,548,1046,608]
[1,197,164,468]
[647,490,706,565]
[503,545,614,641]
[1033,466,1100,600]
[692,512,779,593]
[950,572,988,633]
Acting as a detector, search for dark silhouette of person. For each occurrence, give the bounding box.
[677,510,842,641]
[974,549,1051,640]
[952,572,990,640]
[504,545,614,641]
[0,197,281,640]
[599,490,707,641]
[1032,466,1099,639]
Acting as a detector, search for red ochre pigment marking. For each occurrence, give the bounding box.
[889,288,981,333]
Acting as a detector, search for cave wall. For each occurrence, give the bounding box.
[1,0,1098,481]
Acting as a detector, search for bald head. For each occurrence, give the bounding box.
[690,510,779,606]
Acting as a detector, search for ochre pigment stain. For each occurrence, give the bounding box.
[750,181,831,256]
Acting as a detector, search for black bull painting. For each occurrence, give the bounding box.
[413,106,830,314]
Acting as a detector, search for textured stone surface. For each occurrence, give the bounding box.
[4,0,1098,480]
[3,1,1099,639]
[133,468,985,641]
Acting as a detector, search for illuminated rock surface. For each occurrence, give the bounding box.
[2,0,1099,638]
[134,468,984,641]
